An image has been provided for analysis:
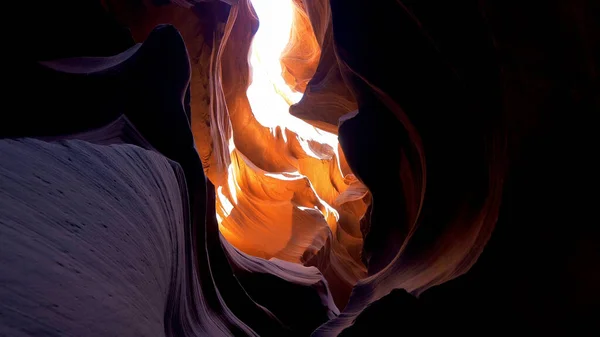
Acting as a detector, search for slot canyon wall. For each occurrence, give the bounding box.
[1,0,599,336]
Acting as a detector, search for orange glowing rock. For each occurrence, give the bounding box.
[207,0,367,306]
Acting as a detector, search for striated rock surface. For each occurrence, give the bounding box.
[0,138,196,336]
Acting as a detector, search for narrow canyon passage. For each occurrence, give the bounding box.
[2,0,598,336]
[213,0,368,307]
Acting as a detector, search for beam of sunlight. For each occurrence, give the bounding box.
[246,0,338,149]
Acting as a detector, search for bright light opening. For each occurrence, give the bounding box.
[246,0,338,149]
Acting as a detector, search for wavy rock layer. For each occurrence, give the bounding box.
[0,137,221,337]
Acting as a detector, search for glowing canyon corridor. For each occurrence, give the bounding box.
[1,0,599,336]
[215,0,368,307]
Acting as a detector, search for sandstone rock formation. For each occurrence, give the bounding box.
[1,0,599,336]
